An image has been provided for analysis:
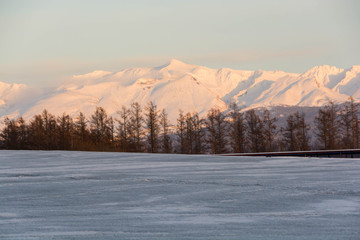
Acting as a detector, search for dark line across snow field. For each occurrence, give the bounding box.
[0,151,359,240]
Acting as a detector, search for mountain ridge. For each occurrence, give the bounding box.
[1,59,359,122]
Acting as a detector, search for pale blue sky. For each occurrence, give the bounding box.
[0,0,359,86]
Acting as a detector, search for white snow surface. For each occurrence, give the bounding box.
[0,59,360,122]
[0,150,359,240]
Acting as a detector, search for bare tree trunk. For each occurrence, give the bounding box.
[228,103,245,153]
[130,102,144,152]
[206,108,227,154]
[262,109,277,152]
[315,101,340,150]
[145,101,160,153]
[245,110,264,153]
[160,109,172,153]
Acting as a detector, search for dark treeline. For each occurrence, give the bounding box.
[1,99,359,153]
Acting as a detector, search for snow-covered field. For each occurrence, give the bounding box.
[0,151,359,240]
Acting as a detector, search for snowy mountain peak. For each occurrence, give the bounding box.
[0,81,41,113]
[302,65,342,77]
[167,58,188,66]
[0,62,359,123]
[73,70,112,79]
[300,65,344,88]
[348,65,360,72]
[0,81,29,95]
[158,59,195,71]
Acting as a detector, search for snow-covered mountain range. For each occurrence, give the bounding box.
[1,59,359,122]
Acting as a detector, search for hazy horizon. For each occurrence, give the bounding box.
[1,0,359,87]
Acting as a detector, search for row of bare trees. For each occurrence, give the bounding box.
[1,99,359,153]
[315,100,359,150]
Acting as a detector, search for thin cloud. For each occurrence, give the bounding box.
[187,48,326,66]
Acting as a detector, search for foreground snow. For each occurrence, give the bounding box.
[0,151,359,240]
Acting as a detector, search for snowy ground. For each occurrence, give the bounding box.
[0,151,359,240]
